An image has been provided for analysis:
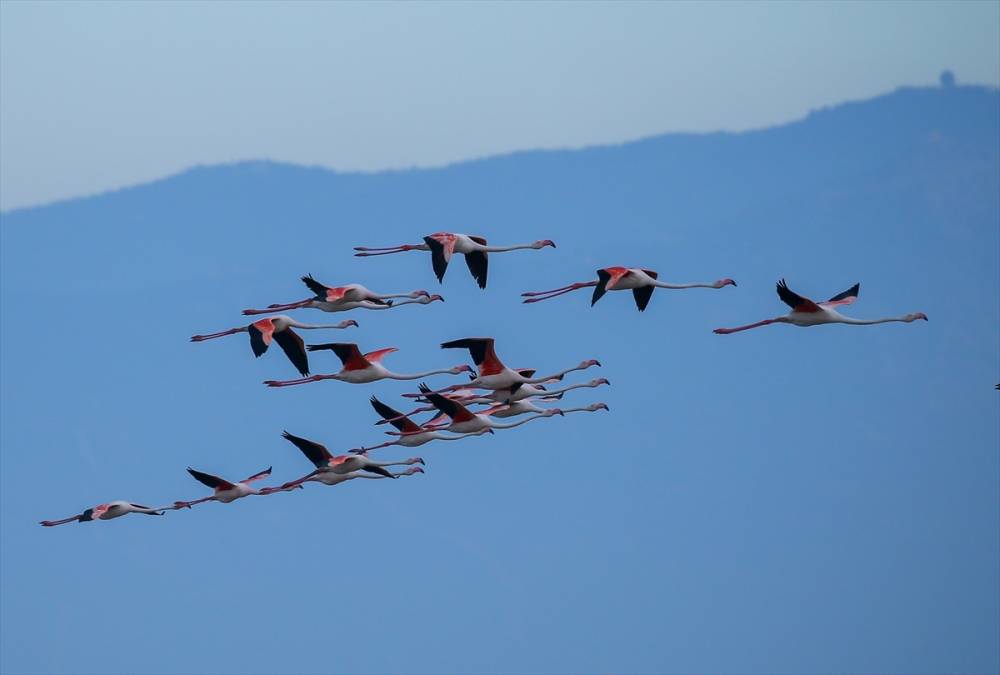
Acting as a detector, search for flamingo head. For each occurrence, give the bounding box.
[907,312,929,322]
[338,319,360,329]
[581,359,602,369]
[544,408,565,417]
[533,239,556,249]
[451,364,475,375]
[589,402,610,412]
[410,290,431,298]
[592,377,611,387]
[715,278,737,288]
[409,457,426,466]
[403,466,425,476]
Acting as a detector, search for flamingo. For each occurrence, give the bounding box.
[172,466,273,509]
[434,337,600,392]
[190,315,357,376]
[261,466,425,494]
[713,280,928,334]
[354,232,556,288]
[358,396,494,450]
[244,275,442,315]
[522,266,736,311]
[382,378,610,425]
[470,399,609,420]
[279,431,424,478]
[40,501,165,527]
[390,383,563,435]
[264,343,472,387]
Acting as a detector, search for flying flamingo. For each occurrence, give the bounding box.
[522,266,736,311]
[261,466,425,494]
[172,466,273,509]
[389,383,563,435]
[358,396,494,450]
[264,343,472,387]
[191,315,357,376]
[40,501,165,527]
[382,378,610,425]
[470,399,609,420]
[713,280,928,334]
[244,275,442,315]
[279,431,424,478]
[354,232,556,288]
[434,337,600,392]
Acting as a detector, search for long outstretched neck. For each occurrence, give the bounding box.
[172,496,215,509]
[525,362,596,384]
[40,514,82,526]
[354,243,428,257]
[353,440,400,451]
[713,318,782,334]
[483,243,537,252]
[287,319,355,329]
[836,316,912,326]
[653,281,724,289]
[242,299,313,316]
[490,413,551,429]
[190,326,247,341]
[521,280,598,303]
[542,381,598,397]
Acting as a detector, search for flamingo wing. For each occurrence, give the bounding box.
[281,431,334,468]
[440,337,504,376]
[822,283,860,307]
[187,468,235,491]
[363,347,398,363]
[776,279,821,313]
[248,319,274,357]
[370,396,422,434]
[307,343,370,370]
[423,235,454,283]
[241,466,272,484]
[301,274,331,298]
[417,383,477,422]
[465,236,489,289]
[632,286,655,312]
[593,267,630,305]
[273,327,310,376]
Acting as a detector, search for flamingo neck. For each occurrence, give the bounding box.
[489,413,549,429]
[482,242,535,252]
[386,368,453,381]
[835,316,909,326]
[653,281,719,289]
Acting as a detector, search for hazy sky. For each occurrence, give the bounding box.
[1,0,998,210]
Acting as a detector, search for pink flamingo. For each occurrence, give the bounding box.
[523,266,736,311]
[264,343,472,388]
[41,501,165,527]
[172,466,273,509]
[191,315,357,376]
[355,232,555,288]
[244,275,442,315]
[433,337,599,392]
[278,431,424,478]
[261,466,425,494]
[358,396,494,450]
[713,280,927,334]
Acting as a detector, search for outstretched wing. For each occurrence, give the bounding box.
[370,396,422,434]
[822,283,860,308]
[273,328,309,376]
[465,237,489,289]
[281,431,334,468]
[440,337,503,376]
[417,383,477,422]
[301,274,330,298]
[248,319,274,357]
[776,279,821,313]
[363,347,398,363]
[632,287,655,312]
[242,466,272,484]
[187,468,235,491]
[306,343,369,370]
[423,236,453,283]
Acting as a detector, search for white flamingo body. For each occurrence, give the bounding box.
[360,396,495,451]
[264,343,472,388]
[713,280,928,334]
[403,382,564,435]
[40,500,164,526]
[263,466,425,493]
[355,232,555,288]
[437,337,600,392]
[279,431,424,481]
[523,266,736,311]
[173,466,273,510]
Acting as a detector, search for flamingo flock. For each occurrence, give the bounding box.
[41,230,932,527]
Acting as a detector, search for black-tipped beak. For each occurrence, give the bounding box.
[417,458,426,465]
[594,360,602,367]
[731,280,738,287]
[488,429,495,434]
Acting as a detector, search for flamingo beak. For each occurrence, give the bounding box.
[416,458,426,465]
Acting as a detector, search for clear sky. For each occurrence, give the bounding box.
[1,0,999,210]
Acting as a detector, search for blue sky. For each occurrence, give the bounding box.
[1,0,999,210]
[1,3,999,675]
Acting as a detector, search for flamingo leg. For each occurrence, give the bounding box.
[713,318,779,334]
[374,405,435,425]
[190,327,243,341]
[352,441,399,452]
[242,299,312,316]
[171,496,215,510]
[521,281,598,303]
[354,244,421,257]
[264,374,333,388]
[40,515,82,527]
